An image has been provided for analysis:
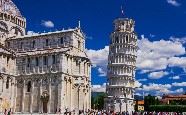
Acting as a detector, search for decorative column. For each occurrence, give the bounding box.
[10,78,14,109]
[13,80,17,112]
[30,81,34,113]
[64,77,67,110]
[69,78,72,111]
[39,79,43,113]
[48,78,51,113]
[21,80,25,113]
[57,75,64,113]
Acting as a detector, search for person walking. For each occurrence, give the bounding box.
[4,109,7,115]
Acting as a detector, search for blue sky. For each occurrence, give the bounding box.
[14,0,186,96]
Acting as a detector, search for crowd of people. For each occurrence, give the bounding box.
[3,109,186,115]
[4,108,12,115]
[62,110,186,115]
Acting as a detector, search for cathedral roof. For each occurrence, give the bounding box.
[9,28,79,40]
[0,0,23,18]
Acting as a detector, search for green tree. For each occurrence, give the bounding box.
[91,96,95,109]
[93,93,107,110]
[155,98,160,105]
[144,94,157,111]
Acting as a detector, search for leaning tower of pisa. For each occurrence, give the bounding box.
[105,18,138,113]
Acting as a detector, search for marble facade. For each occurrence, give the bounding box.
[0,0,91,113]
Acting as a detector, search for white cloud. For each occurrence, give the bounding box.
[168,57,186,69]
[91,83,106,92]
[169,76,180,80]
[137,83,170,95]
[137,38,185,72]
[148,71,169,79]
[139,83,183,95]
[41,20,54,28]
[156,96,162,100]
[138,78,147,82]
[136,82,185,95]
[172,82,186,86]
[97,68,107,76]
[174,88,184,93]
[86,36,186,77]
[142,83,172,92]
[135,93,142,96]
[86,46,109,76]
[86,46,109,67]
[27,31,38,35]
[156,88,184,95]
[170,36,186,44]
[135,81,142,88]
[167,0,181,7]
[150,34,155,38]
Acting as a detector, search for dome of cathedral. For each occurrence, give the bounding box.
[0,0,22,18]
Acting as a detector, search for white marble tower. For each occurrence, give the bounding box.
[105,18,138,113]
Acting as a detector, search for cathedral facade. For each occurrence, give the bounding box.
[0,0,91,113]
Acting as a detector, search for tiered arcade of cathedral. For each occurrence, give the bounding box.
[0,0,91,113]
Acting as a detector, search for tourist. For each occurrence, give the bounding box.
[4,109,7,115]
[7,109,11,115]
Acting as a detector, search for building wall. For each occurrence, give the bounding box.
[0,1,91,113]
[0,50,16,113]
[4,28,91,113]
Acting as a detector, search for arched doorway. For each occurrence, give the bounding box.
[40,91,49,113]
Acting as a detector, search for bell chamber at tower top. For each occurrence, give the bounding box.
[114,18,135,33]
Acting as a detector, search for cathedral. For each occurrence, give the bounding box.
[0,0,91,114]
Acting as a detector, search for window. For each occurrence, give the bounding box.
[15,28,18,35]
[32,40,35,48]
[7,56,10,66]
[124,93,126,97]
[27,58,30,67]
[126,25,129,29]
[126,35,129,42]
[115,36,119,43]
[35,57,39,66]
[6,77,9,89]
[27,81,31,92]
[60,37,63,44]
[52,55,56,64]
[78,41,80,49]
[46,39,49,46]
[79,63,81,74]
[43,56,48,65]
[7,42,10,47]
[20,42,23,49]
[84,63,86,74]
[76,61,81,74]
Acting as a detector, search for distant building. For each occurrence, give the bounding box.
[0,0,91,113]
[134,100,144,111]
[160,94,186,104]
[105,17,138,113]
